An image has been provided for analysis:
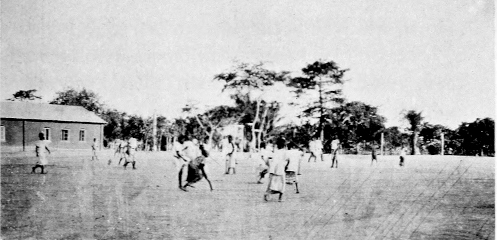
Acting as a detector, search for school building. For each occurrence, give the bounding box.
[0,101,107,152]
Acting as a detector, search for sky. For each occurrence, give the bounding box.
[1,0,494,129]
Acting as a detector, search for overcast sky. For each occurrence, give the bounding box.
[1,0,494,129]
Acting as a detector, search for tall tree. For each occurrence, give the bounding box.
[182,104,241,147]
[288,60,348,141]
[419,122,451,155]
[404,110,424,155]
[326,101,386,152]
[50,88,105,115]
[215,62,288,150]
[8,89,42,101]
[453,118,494,156]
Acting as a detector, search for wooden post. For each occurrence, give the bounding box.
[380,132,384,156]
[441,132,444,156]
[22,120,26,151]
[152,112,157,151]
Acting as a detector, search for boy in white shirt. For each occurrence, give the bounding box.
[123,137,138,170]
[264,138,288,202]
[91,138,99,161]
[174,135,189,191]
[225,135,236,174]
[285,142,303,194]
[331,139,340,168]
[32,133,51,174]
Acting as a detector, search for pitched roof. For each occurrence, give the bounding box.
[0,101,107,124]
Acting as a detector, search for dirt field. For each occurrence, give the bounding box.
[1,149,494,239]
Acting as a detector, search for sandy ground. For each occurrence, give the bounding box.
[1,149,494,239]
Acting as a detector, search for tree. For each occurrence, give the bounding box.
[419,123,451,155]
[100,109,126,141]
[288,60,348,141]
[326,101,386,153]
[382,126,409,154]
[215,62,288,150]
[404,110,424,155]
[50,88,105,115]
[182,104,241,147]
[453,118,494,156]
[8,89,42,101]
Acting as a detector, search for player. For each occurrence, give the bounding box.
[399,147,406,167]
[371,145,378,165]
[285,142,302,194]
[91,138,99,161]
[225,135,236,174]
[123,137,138,170]
[32,133,51,174]
[331,138,340,168]
[264,138,288,202]
[183,143,213,191]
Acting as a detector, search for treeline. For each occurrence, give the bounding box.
[8,60,494,156]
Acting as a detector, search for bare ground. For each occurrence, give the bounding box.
[1,150,494,239]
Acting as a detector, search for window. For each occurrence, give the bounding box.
[43,127,51,141]
[79,129,86,142]
[0,126,5,142]
[61,129,69,141]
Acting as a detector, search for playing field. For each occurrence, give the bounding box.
[1,150,494,239]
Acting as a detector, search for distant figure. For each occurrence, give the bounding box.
[124,137,138,170]
[371,146,377,165]
[315,139,323,162]
[256,142,271,184]
[308,139,317,162]
[32,133,51,174]
[331,139,340,168]
[183,143,213,191]
[91,138,99,161]
[286,142,302,194]
[116,139,128,165]
[264,138,288,202]
[399,147,406,167]
[225,135,236,174]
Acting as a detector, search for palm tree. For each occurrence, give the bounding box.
[404,110,424,155]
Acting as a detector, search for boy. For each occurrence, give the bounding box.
[32,133,51,174]
[123,137,138,170]
[264,138,288,202]
[371,146,378,165]
[399,147,406,167]
[285,142,302,194]
[174,135,189,191]
[91,138,99,161]
[256,142,271,184]
[183,143,214,191]
[225,135,236,174]
[307,139,316,162]
[331,138,340,168]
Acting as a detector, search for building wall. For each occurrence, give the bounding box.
[1,119,103,152]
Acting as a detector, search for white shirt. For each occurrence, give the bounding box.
[314,140,323,152]
[269,149,287,175]
[182,140,199,161]
[331,139,340,150]
[173,142,184,156]
[128,138,138,148]
[36,140,49,156]
[286,149,303,172]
